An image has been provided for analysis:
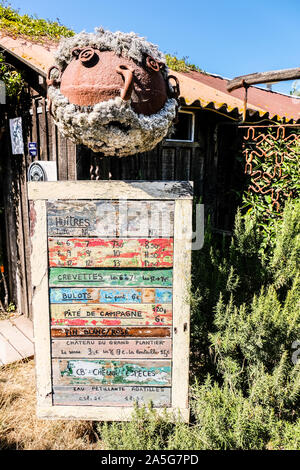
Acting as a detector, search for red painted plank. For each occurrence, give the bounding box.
[48,238,173,268]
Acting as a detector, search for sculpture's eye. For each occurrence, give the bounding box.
[79,48,98,67]
[70,47,98,67]
[146,56,160,72]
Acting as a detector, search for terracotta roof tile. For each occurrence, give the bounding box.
[0,34,56,75]
[174,70,300,122]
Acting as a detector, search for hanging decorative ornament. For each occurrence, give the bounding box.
[47,28,180,157]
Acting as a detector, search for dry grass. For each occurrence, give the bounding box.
[0,359,101,450]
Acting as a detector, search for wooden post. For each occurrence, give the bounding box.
[227,67,300,92]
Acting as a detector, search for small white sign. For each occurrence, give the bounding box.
[9,117,24,155]
[0,80,5,104]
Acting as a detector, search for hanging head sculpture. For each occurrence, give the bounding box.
[47,28,180,157]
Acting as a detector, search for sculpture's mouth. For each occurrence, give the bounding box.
[108,121,132,133]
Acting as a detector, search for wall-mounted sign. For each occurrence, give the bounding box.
[28,142,38,157]
[28,161,57,182]
[9,117,24,155]
[0,80,5,105]
[28,181,193,421]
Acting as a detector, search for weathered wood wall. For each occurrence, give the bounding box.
[0,108,32,318]
[29,93,76,180]
[0,84,77,318]
[81,109,205,199]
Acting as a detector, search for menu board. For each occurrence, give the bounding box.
[29,181,192,421]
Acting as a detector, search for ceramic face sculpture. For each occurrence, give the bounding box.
[47,28,180,156]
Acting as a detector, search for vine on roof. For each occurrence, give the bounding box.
[165,54,205,74]
[0,2,74,42]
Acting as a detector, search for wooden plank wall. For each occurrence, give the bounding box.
[29,94,76,180]
[86,141,204,197]
[1,114,31,317]
[1,88,78,318]
[85,109,205,199]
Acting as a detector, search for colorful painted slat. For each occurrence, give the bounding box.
[51,326,171,338]
[52,359,172,386]
[51,338,172,359]
[48,238,173,268]
[50,303,172,327]
[49,287,173,304]
[47,200,174,238]
[49,268,173,287]
[52,385,171,407]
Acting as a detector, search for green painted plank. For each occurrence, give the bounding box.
[49,268,173,287]
[53,359,172,386]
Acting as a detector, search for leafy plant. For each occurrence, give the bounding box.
[98,404,176,450]
[0,51,24,99]
[0,2,74,41]
[97,201,300,450]
[165,53,205,73]
[7,302,15,312]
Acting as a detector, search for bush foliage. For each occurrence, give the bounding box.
[0,51,24,99]
[97,200,300,450]
[165,54,205,74]
[0,2,74,41]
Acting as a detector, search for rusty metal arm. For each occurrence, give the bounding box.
[227,67,300,92]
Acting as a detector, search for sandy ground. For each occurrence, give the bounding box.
[0,359,100,450]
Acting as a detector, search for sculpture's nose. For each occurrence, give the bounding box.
[116,64,134,101]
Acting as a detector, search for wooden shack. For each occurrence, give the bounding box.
[0,34,299,318]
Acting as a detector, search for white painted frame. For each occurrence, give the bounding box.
[166,110,195,143]
[28,181,193,422]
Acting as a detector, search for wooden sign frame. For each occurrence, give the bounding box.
[28,181,193,422]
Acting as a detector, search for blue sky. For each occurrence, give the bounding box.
[4,0,300,95]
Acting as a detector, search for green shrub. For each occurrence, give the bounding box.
[165,54,205,73]
[96,200,300,450]
[0,51,24,99]
[189,378,276,450]
[98,404,176,450]
[0,2,74,41]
